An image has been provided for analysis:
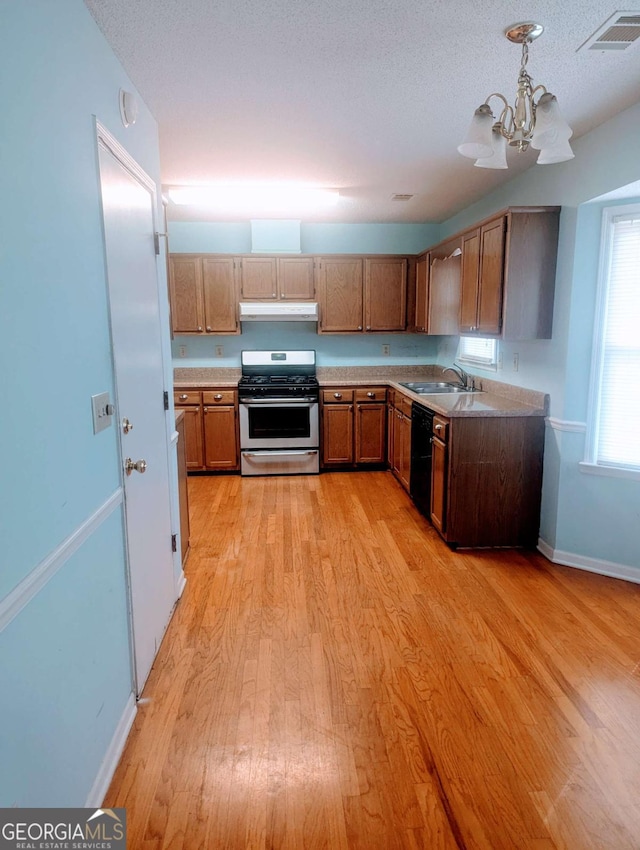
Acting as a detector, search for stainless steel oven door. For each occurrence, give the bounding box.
[239,400,319,449]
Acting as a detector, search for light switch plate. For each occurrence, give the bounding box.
[91,391,113,434]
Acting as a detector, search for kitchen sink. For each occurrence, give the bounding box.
[398,381,479,394]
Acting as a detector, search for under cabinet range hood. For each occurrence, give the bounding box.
[239,302,319,322]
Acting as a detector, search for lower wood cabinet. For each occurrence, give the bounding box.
[175,411,191,564]
[388,391,411,492]
[430,413,544,548]
[174,387,239,472]
[321,387,387,468]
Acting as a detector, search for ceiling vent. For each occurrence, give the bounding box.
[391,194,414,201]
[578,11,640,51]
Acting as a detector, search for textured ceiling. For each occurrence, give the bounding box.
[84,0,640,223]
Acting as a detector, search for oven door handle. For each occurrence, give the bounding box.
[243,450,318,457]
[240,398,318,405]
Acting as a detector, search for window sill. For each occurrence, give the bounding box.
[579,461,640,482]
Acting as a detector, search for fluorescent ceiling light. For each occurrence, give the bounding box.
[168,184,340,212]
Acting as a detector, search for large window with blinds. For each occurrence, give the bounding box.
[457,336,498,369]
[584,204,640,477]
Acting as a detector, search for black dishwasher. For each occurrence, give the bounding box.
[410,402,434,519]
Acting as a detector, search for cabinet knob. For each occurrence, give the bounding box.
[280,293,285,298]
[334,392,342,399]
[214,394,223,401]
[179,394,188,401]
[197,326,203,331]
[366,392,375,398]
[203,407,208,413]
[272,292,277,297]
[366,326,371,331]
[357,326,363,331]
[206,325,212,332]
[435,423,443,431]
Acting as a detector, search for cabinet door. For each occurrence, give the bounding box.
[430,436,447,534]
[240,257,277,299]
[459,230,480,333]
[177,405,204,470]
[428,254,461,335]
[355,403,386,464]
[317,258,364,332]
[203,406,238,469]
[365,258,407,331]
[322,404,354,465]
[392,409,403,478]
[277,257,315,300]
[387,403,395,468]
[169,256,204,333]
[477,218,505,335]
[202,257,239,334]
[398,412,412,491]
[175,415,191,562]
[414,256,428,333]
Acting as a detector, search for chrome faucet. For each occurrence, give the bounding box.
[442,364,469,389]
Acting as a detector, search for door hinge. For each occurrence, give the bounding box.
[154,231,167,255]
[163,390,169,410]
[171,533,177,553]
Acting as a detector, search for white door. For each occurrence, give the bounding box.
[97,128,176,693]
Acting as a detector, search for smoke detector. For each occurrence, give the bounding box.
[578,11,640,51]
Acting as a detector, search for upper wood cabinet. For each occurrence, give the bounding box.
[239,256,315,300]
[414,256,428,333]
[428,252,461,335]
[169,255,239,335]
[365,257,407,331]
[317,258,364,332]
[458,207,560,339]
[318,256,408,333]
[459,220,504,335]
[277,257,315,299]
[169,256,204,333]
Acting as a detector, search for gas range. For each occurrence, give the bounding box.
[238,351,320,476]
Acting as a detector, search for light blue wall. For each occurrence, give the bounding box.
[0,0,167,804]
[437,102,640,570]
[174,324,439,367]
[168,221,439,256]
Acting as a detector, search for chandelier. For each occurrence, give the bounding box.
[457,23,574,169]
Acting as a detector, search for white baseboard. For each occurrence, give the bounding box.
[537,538,640,584]
[176,570,187,598]
[85,692,137,807]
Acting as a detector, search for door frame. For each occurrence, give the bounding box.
[95,119,176,694]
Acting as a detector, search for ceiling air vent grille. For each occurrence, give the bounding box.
[391,194,414,201]
[579,11,640,51]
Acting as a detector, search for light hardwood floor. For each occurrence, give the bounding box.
[106,472,640,849]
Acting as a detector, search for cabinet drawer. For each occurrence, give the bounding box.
[355,387,387,403]
[322,389,354,404]
[202,389,236,405]
[433,416,449,443]
[398,394,413,417]
[174,390,201,405]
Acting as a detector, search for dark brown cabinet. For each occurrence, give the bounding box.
[365,257,407,332]
[430,413,545,548]
[321,387,387,468]
[175,411,191,565]
[459,219,505,335]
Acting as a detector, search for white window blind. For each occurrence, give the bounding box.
[458,336,497,368]
[592,212,640,470]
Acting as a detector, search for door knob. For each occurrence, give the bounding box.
[124,458,147,475]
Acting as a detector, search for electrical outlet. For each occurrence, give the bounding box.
[215,345,224,357]
[178,345,187,358]
[382,344,390,356]
[513,352,519,372]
